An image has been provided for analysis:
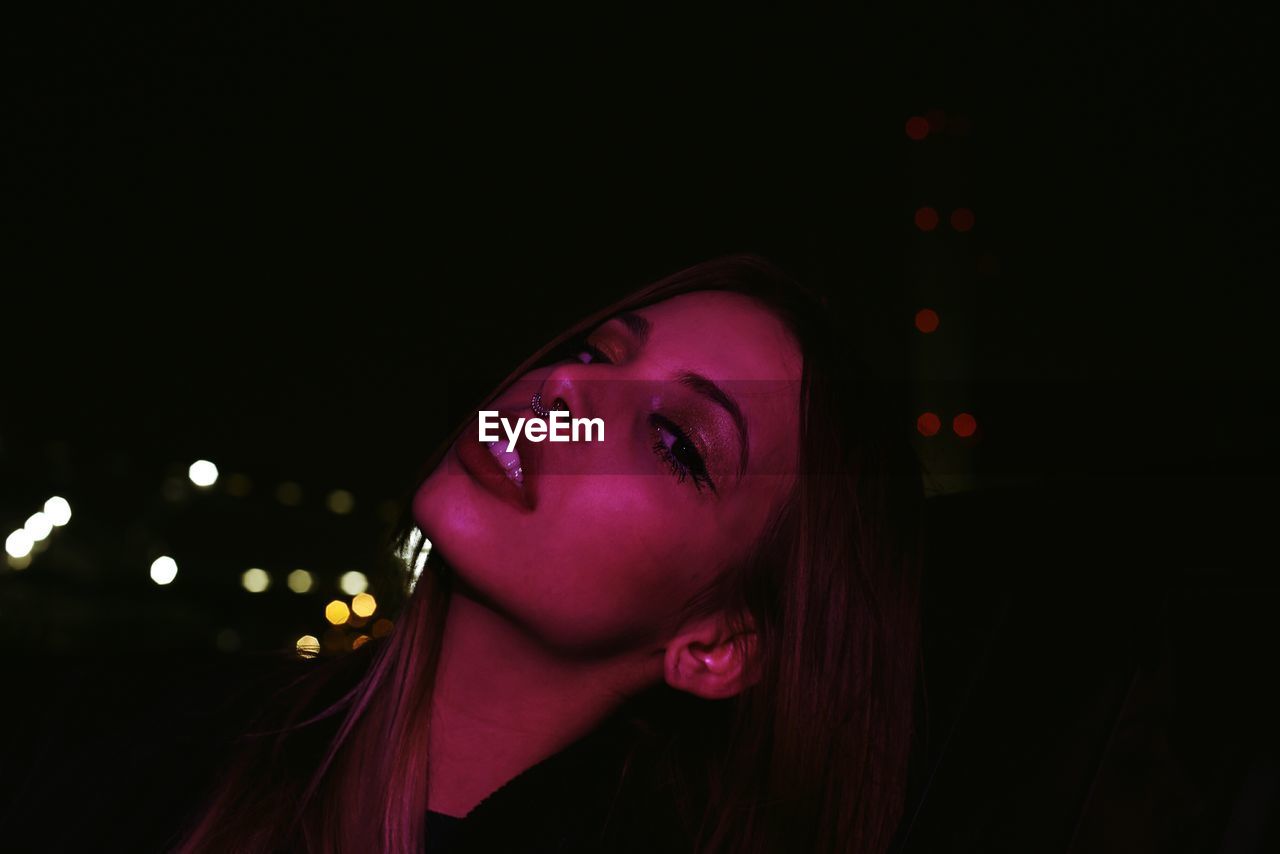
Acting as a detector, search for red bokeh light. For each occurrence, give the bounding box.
[952,412,977,437]
[914,308,939,334]
[950,208,975,232]
[917,412,941,437]
[925,109,947,132]
[905,116,929,141]
[914,206,939,232]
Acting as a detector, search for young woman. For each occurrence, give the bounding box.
[172,254,925,854]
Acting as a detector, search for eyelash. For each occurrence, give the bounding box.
[560,333,716,495]
[651,415,716,494]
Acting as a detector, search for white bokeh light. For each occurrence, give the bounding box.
[188,460,219,487]
[241,568,271,593]
[339,570,369,596]
[287,569,314,593]
[44,496,72,527]
[150,555,178,585]
[24,512,53,542]
[5,530,34,559]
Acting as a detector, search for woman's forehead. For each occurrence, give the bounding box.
[631,290,802,383]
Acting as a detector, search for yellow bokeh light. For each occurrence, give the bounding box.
[296,635,320,658]
[351,592,376,618]
[352,634,371,650]
[325,599,351,625]
[326,489,355,514]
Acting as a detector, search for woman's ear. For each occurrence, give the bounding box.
[663,615,761,700]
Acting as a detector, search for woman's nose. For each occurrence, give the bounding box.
[537,363,587,423]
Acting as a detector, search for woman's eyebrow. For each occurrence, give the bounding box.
[609,309,749,479]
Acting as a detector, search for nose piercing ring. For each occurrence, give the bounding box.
[531,392,550,417]
[531,392,567,418]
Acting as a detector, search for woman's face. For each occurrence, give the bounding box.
[413,290,801,657]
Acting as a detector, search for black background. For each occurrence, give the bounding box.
[2,5,1277,852]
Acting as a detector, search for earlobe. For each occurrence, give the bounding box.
[663,625,760,700]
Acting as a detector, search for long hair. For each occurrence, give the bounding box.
[170,253,924,854]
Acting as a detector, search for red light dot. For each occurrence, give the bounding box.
[905,116,929,141]
[952,412,977,437]
[917,412,941,437]
[914,308,939,333]
[950,208,975,232]
[925,109,947,132]
[914,207,939,232]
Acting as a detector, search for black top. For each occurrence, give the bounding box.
[420,708,698,854]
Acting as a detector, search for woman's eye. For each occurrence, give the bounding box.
[650,416,715,494]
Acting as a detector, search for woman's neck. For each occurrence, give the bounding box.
[424,590,657,818]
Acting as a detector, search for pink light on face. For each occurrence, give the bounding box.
[905,116,929,140]
[915,207,939,232]
[916,412,941,437]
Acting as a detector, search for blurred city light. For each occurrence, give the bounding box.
[150,555,178,585]
[914,308,940,334]
[44,496,72,526]
[241,568,272,593]
[325,600,351,625]
[287,569,314,593]
[339,570,369,596]
[24,512,53,542]
[189,459,219,487]
[950,208,976,232]
[351,593,377,618]
[326,489,355,514]
[953,412,979,437]
[917,412,942,437]
[915,206,940,232]
[296,635,320,658]
[6,529,35,559]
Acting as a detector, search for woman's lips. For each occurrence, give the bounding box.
[453,414,536,512]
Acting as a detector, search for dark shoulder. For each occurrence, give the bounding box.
[446,709,701,854]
